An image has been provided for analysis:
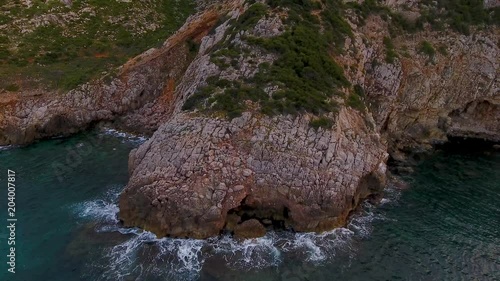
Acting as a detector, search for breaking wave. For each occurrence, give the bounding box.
[71,185,122,224]
[209,233,283,269]
[281,227,355,262]
[0,145,17,151]
[72,186,401,280]
[101,128,147,144]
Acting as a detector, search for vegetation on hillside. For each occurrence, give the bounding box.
[184,0,358,125]
[0,0,195,91]
[184,0,499,125]
[349,0,499,35]
[419,40,435,58]
[419,0,499,34]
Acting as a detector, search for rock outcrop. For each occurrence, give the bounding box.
[1,1,498,239]
[337,15,499,162]
[118,2,499,238]
[0,0,236,145]
[119,110,388,238]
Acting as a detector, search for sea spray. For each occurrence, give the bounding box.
[71,185,398,281]
[0,145,17,151]
[100,128,147,144]
[209,234,283,269]
[281,228,355,262]
[72,185,122,224]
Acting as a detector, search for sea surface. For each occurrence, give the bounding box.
[0,131,499,281]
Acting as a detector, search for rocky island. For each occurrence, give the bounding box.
[0,0,498,239]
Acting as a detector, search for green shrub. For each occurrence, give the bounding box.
[348,0,420,33]
[1,0,196,90]
[5,84,20,92]
[346,90,365,112]
[182,85,216,111]
[214,47,241,59]
[437,45,448,56]
[350,0,499,35]
[184,0,351,119]
[354,84,365,97]
[0,15,10,25]
[187,39,200,56]
[248,0,350,115]
[310,116,334,129]
[236,3,268,31]
[430,0,496,34]
[419,41,435,58]
[383,37,398,64]
[0,48,10,60]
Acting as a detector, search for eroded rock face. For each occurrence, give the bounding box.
[338,14,500,161]
[447,100,500,141]
[383,32,497,155]
[119,110,388,238]
[120,4,498,239]
[0,1,233,145]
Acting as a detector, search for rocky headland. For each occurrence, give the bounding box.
[0,0,498,238]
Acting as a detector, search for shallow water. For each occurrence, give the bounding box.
[0,132,499,281]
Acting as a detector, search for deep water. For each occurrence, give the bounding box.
[0,132,499,281]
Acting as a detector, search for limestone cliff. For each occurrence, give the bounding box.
[0,0,498,239]
[339,15,499,162]
[120,111,388,238]
[118,0,388,238]
[0,0,235,145]
[118,1,498,238]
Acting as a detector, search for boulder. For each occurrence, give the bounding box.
[233,219,266,239]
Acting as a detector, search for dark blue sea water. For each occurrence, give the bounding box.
[0,131,499,281]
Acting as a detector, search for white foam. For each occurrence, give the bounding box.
[209,234,283,269]
[158,238,205,274]
[72,185,122,223]
[0,145,17,151]
[383,185,402,203]
[98,231,205,281]
[77,182,404,280]
[281,228,355,262]
[347,200,398,239]
[100,231,156,281]
[101,128,147,144]
[82,216,373,279]
[77,199,119,223]
[380,198,391,205]
[90,228,358,280]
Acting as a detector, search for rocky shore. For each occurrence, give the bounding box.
[1,0,498,239]
[120,110,388,238]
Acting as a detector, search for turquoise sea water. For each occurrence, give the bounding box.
[0,131,499,281]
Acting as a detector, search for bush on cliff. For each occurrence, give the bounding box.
[310,116,334,129]
[185,0,351,119]
[419,41,435,58]
[383,37,398,64]
[351,0,500,36]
